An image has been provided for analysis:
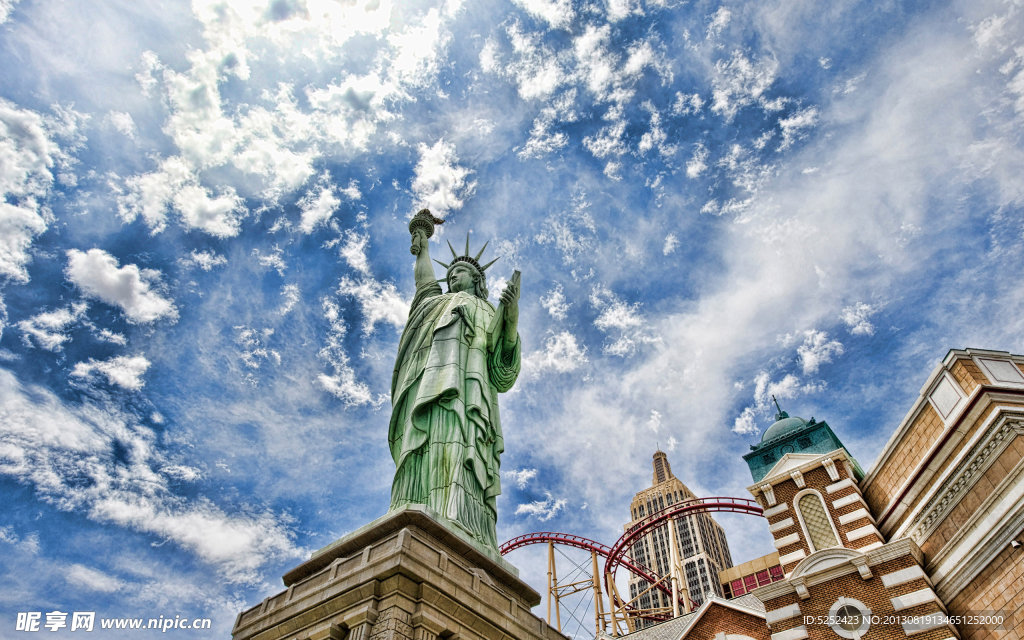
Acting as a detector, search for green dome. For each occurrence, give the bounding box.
[762,413,808,442]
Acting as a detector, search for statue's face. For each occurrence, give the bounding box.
[448,264,477,294]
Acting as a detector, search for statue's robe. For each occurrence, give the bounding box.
[388,281,520,548]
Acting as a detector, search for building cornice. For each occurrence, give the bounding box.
[895,411,1024,542]
[750,539,923,602]
[746,449,852,497]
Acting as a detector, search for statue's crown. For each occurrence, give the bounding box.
[433,234,499,281]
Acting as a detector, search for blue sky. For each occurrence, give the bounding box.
[1,0,1024,636]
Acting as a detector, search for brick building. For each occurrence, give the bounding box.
[615,348,1024,640]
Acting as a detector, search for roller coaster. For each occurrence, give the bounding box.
[499,497,764,637]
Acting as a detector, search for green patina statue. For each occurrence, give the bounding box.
[388,209,521,550]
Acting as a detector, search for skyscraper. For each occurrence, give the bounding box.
[624,451,734,628]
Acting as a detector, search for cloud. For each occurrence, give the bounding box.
[298,182,341,233]
[337,230,371,276]
[515,493,566,520]
[540,284,570,320]
[0,0,21,24]
[706,7,731,39]
[590,284,658,356]
[686,142,710,178]
[512,0,574,30]
[0,369,301,583]
[778,106,819,150]
[336,277,409,335]
[0,100,59,283]
[663,234,679,255]
[252,245,287,275]
[70,355,151,391]
[672,92,704,116]
[117,157,247,238]
[18,302,88,351]
[234,327,281,374]
[711,50,779,121]
[179,249,227,271]
[65,249,178,324]
[106,112,136,139]
[840,302,879,336]
[277,284,301,315]
[66,564,124,593]
[317,298,383,407]
[503,22,570,101]
[796,329,844,374]
[524,330,588,375]
[646,410,661,433]
[411,140,477,216]
[535,189,596,264]
[503,468,538,489]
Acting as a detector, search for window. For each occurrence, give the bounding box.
[769,565,784,581]
[797,491,839,552]
[730,579,745,596]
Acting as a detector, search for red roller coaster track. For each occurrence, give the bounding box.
[499,496,764,615]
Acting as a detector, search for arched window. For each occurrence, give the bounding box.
[796,491,840,552]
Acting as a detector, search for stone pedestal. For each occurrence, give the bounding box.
[232,506,565,640]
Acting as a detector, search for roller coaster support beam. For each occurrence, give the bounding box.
[592,550,605,635]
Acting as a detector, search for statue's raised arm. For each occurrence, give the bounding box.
[388,210,521,550]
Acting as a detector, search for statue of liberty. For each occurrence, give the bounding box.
[388,209,521,550]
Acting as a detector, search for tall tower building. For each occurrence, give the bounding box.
[624,451,734,628]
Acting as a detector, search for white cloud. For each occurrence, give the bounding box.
[179,249,227,271]
[515,493,566,520]
[387,8,451,89]
[540,284,570,320]
[591,284,657,356]
[647,409,661,433]
[0,0,21,24]
[0,100,60,283]
[107,112,137,139]
[336,276,410,335]
[535,190,597,264]
[706,7,731,39]
[278,284,301,315]
[235,327,281,372]
[512,0,574,29]
[524,330,588,374]
[0,368,301,583]
[711,51,779,121]
[252,245,287,275]
[686,142,709,178]
[504,22,569,100]
[732,407,758,435]
[298,182,341,233]
[411,140,477,215]
[94,328,127,346]
[71,355,151,391]
[160,465,202,482]
[503,468,538,489]
[672,92,704,116]
[66,564,124,593]
[338,230,371,276]
[317,298,383,407]
[840,302,879,336]
[663,234,679,255]
[796,329,843,374]
[118,157,247,238]
[778,107,819,150]
[18,302,88,351]
[65,249,178,324]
